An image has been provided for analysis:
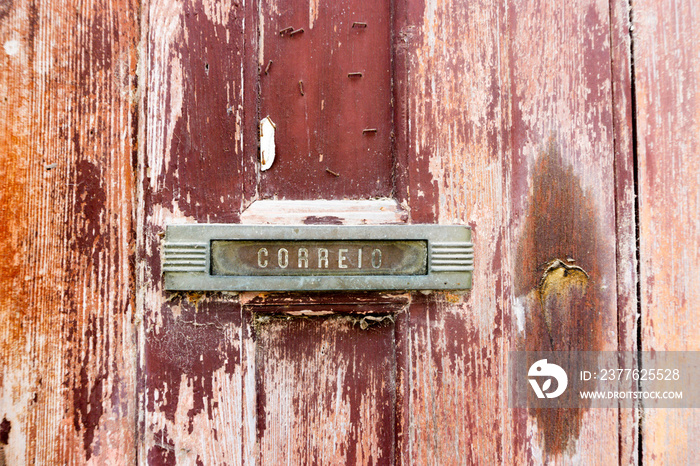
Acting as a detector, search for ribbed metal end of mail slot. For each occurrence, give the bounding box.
[163,242,208,272]
[429,242,474,272]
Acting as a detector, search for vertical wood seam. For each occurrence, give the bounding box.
[135,0,151,460]
[627,0,644,460]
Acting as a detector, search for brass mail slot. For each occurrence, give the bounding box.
[162,224,473,291]
[211,240,428,276]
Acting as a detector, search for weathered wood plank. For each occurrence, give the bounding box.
[402,0,626,462]
[506,0,621,461]
[254,316,396,464]
[0,0,138,462]
[142,298,245,465]
[138,0,251,461]
[632,0,700,462]
[401,0,508,462]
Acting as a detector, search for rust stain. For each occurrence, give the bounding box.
[1,0,138,461]
[516,139,604,455]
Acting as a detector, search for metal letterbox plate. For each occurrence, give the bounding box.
[163,225,472,291]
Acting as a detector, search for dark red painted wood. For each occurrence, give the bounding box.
[254,316,396,464]
[8,0,698,460]
[258,0,394,199]
[140,0,250,461]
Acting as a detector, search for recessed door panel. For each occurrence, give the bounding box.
[255,316,396,464]
[259,0,394,199]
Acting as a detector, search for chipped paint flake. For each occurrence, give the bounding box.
[309,0,319,29]
[202,0,235,25]
[3,40,20,56]
[260,116,276,171]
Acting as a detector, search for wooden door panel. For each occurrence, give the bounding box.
[255,316,396,464]
[401,0,626,463]
[405,296,503,464]
[506,0,621,461]
[144,299,245,465]
[259,0,394,199]
[138,0,639,462]
[398,0,508,462]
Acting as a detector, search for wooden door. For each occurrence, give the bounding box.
[1,0,698,464]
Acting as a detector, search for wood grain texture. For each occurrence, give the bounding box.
[259,0,394,199]
[632,0,700,463]
[401,0,628,462]
[142,297,246,465]
[401,0,507,462]
[4,0,697,461]
[507,0,620,460]
[0,0,138,462]
[137,0,251,462]
[254,316,397,464]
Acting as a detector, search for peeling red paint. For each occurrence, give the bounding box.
[145,297,242,424]
[3,0,694,461]
[0,418,10,445]
[0,0,138,461]
[633,0,700,461]
[255,316,396,464]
